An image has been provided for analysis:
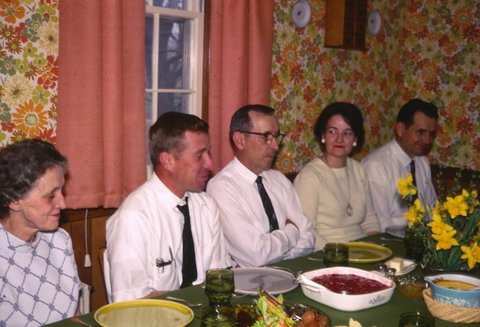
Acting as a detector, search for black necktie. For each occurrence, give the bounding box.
[255,176,279,232]
[410,160,419,200]
[410,159,417,188]
[177,197,197,288]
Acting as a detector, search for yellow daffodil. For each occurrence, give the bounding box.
[398,176,479,271]
[461,243,480,270]
[404,199,425,227]
[432,227,459,250]
[431,201,442,220]
[397,173,417,198]
[444,194,468,218]
[427,214,445,235]
[405,207,418,228]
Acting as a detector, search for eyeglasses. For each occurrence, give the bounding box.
[239,130,285,145]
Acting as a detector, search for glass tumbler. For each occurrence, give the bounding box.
[204,268,235,305]
[323,242,349,267]
[201,268,235,327]
[398,312,435,327]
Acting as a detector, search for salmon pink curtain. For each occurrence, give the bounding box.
[208,0,274,172]
[57,1,146,209]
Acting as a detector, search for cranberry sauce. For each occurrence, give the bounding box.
[311,273,389,294]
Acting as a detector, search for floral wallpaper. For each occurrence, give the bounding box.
[272,0,480,172]
[0,0,58,146]
[1,0,478,173]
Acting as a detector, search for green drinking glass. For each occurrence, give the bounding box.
[323,242,349,267]
[398,312,435,327]
[204,268,235,305]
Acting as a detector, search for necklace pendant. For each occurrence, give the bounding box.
[347,203,353,216]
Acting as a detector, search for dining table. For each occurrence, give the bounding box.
[46,233,476,327]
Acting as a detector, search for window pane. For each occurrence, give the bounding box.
[158,16,191,89]
[152,0,185,9]
[145,92,153,168]
[145,93,153,126]
[145,14,154,89]
[157,93,189,116]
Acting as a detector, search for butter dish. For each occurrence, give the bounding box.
[385,257,416,276]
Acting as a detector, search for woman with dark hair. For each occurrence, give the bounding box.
[294,102,379,250]
[0,139,80,326]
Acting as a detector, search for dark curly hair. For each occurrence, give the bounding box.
[0,139,67,219]
[313,102,365,154]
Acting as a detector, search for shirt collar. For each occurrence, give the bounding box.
[392,139,415,168]
[151,173,186,208]
[233,156,263,185]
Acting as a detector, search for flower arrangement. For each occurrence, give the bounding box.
[398,173,480,271]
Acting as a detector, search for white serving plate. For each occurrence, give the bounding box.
[299,267,395,312]
[232,267,297,295]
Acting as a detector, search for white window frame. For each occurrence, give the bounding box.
[145,1,204,122]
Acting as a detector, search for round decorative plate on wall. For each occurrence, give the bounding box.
[292,0,311,28]
[368,9,382,35]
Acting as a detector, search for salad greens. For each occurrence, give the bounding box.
[252,292,295,327]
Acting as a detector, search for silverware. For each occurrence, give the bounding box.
[165,296,203,308]
[267,265,295,276]
[70,317,93,327]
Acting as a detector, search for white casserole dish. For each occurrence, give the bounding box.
[298,266,395,311]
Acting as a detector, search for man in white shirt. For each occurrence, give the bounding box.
[106,112,231,303]
[207,104,316,267]
[362,99,438,232]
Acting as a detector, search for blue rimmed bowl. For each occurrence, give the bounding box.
[424,274,480,308]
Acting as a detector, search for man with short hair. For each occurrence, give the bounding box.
[362,99,438,232]
[207,104,316,267]
[106,112,230,302]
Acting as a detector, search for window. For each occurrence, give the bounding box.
[145,0,205,172]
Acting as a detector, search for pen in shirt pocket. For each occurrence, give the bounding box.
[156,246,174,273]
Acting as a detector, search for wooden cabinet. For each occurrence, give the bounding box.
[60,208,115,311]
[324,0,367,50]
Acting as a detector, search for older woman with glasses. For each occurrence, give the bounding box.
[294,102,379,250]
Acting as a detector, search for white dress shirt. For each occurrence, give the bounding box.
[207,157,316,267]
[106,174,231,303]
[362,139,437,232]
[294,157,379,250]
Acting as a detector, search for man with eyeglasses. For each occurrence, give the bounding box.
[207,104,316,267]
